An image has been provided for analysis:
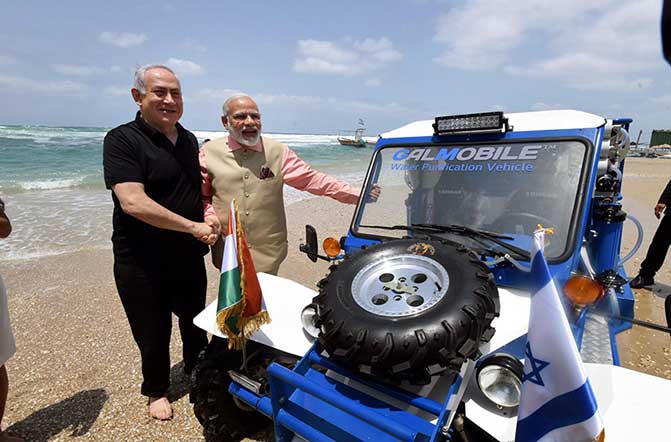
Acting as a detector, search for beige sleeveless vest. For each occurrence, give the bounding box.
[204,136,287,275]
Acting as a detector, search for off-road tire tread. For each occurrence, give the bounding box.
[314,239,499,384]
[190,342,269,442]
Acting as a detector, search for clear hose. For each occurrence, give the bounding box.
[620,214,644,265]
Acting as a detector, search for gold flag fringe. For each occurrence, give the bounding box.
[215,300,244,347]
[223,311,272,350]
[594,429,605,442]
[230,310,272,350]
[217,199,271,351]
[234,200,249,329]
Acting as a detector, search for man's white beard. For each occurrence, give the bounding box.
[228,125,260,146]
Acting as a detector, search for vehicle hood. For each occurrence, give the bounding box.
[194,273,532,357]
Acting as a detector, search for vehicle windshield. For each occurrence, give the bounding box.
[354,140,588,260]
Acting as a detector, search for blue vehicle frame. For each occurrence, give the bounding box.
[219,111,658,442]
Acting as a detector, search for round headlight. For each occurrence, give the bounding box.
[476,354,523,408]
[301,304,320,338]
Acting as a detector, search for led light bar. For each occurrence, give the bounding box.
[433,111,510,135]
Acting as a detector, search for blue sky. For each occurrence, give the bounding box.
[0,0,668,140]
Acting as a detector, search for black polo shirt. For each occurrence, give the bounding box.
[103,112,208,260]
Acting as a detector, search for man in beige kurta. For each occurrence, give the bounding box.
[200,94,379,274]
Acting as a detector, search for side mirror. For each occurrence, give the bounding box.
[303,225,318,262]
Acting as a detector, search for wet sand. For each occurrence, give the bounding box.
[1,157,669,441]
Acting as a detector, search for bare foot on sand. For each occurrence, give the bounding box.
[0,432,24,442]
[148,397,172,420]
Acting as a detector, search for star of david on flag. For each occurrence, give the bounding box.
[522,343,549,386]
[515,229,604,442]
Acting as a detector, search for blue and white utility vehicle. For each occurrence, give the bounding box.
[192,110,671,442]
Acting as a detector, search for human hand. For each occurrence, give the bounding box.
[192,222,218,245]
[655,203,666,219]
[200,232,219,245]
[368,184,381,202]
[205,215,222,236]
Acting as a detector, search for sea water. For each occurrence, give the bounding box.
[0,125,374,260]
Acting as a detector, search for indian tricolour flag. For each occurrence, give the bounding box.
[216,199,270,349]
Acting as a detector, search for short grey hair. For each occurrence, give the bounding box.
[133,64,178,93]
[222,93,252,116]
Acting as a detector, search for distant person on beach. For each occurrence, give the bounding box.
[103,65,218,421]
[200,93,380,274]
[0,198,23,442]
[630,178,671,288]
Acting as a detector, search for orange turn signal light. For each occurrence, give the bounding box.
[323,237,341,258]
[563,275,605,307]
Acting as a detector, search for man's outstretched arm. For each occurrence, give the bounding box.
[281,146,360,204]
[113,182,217,244]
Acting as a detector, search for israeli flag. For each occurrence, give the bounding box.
[515,230,603,442]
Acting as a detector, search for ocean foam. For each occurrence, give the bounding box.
[0,189,112,261]
[16,177,85,190]
[0,126,106,144]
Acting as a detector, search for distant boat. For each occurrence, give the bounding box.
[337,124,376,148]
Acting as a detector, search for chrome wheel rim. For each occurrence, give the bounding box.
[351,254,449,317]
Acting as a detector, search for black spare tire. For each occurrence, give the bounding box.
[314,239,499,384]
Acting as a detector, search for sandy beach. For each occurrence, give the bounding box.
[1,157,670,441]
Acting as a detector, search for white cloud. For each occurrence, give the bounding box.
[110,65,122,73]
[165,58,203,75]
[337,98,415,115]
[51,64,105,76]
[104,86,130,96]
[354,37,402,62]
[365,78,382,87]
[432,0,612,70]
[179,39,207,53]
[293,37,402,75]
[194,88,417,115]
[0,55,16,65]
[193,88,417,116]
[0,74,87,93]
[193,87,241,103]
[650,94,671,104]
[99,31,147,48]
[530,102,566,111]
[432,0,661,91]
[294,57,357,75]
[255,93,325,107]
[293,40,358,75]
[567,78,654,92]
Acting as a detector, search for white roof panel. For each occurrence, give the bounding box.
[380,110,607,139]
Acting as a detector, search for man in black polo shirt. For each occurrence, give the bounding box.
[103,65,218,420]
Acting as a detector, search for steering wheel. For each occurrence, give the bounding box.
[492,212,554,234]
